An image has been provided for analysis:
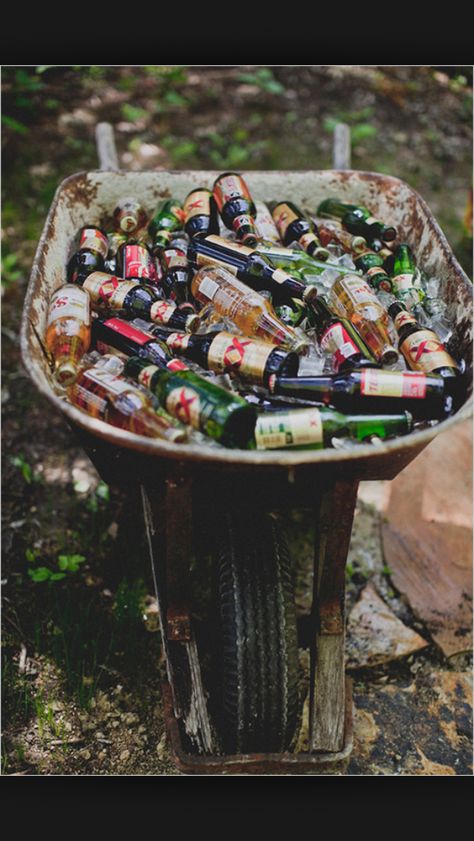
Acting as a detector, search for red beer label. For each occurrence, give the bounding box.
[122,244,155,281]
[103,317,150,345]
[320,322,360,371]
[79,228,109,260]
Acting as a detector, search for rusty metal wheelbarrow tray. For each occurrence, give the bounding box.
[21,167,473,773]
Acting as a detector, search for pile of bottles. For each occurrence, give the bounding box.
[45,172,466,452]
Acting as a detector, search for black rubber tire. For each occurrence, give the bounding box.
[212,511,299,754]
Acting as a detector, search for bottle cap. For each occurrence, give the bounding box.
[380,346,400,366]
[313,247,330,261]
[185,313,201,333]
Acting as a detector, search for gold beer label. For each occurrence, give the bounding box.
[214,174,252,210]
[83,273,136,309]
[255,408,323,450]
[166,386,200,427]
[138,364,159,390]
[394,311,417,330]
[205,234,253,256]
[79,228,109,259]
[184,190,211,220]
[208,332,273,380]
[361,369,427,399]
[400,330,457,373]
[150,300,177,325]
[48,286,90,325]
[272,268,292,285]
[271,203,298,238]
[166,332,192,352]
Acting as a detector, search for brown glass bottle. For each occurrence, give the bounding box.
[388,301,460,381]
[213,172,258,245]
[67,226,109,284]
[308,295,378,372]
[184,188,219,239]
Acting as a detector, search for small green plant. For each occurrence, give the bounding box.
[10,454,40,484]
[324,106,377,148]
[237,67,285,96]
[27,549,86,583]
[85,481,110,513]
[2,252,23,287]
[121,103,149,123]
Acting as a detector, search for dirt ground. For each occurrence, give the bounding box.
[1,65,472,776]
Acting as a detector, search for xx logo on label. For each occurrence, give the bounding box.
[411,338,444,361]
[176,388,198,424]
[223,337,252,369]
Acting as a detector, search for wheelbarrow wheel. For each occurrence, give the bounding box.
[212,511,299,754]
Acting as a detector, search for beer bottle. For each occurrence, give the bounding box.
[389,243,424,309]
[148,198,184,251]
[68,357,187,443]
[46,284,91,386]
[77,272,200,332]
[116,241,157,283]
[388,301,460,381]
[254,200,281,244]
[190,266,308,352]
[312,217,367,255]
[254,405,413,450]
[270,201,329,260]
[268,368,451,420]
[353,249,393,292]
[188,234,318,308]
[91,316,189,371]
[67,226,109,284]
[183,188,219,239]
[113,197,148,235]
[213,172,258,246]
[106,231,128,258]
[316,198,397,244]
[134,324,300,386]
[329,274,399,365]
[308,295,378,372]
[158,241,193,307]
[124,355,257,449]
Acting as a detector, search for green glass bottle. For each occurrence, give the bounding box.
[254,241,356,278]
[317,198,397,244]
[353,249,393,292]
[148,199,184,251]
[123,355,257,449]
[254,405,413,450]
[389,243,424,309]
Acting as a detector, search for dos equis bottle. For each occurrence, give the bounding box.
[124,355,257,449]
[316,198,397,245]
[183,188,219,239]
[308,295,378,373]
[67,226,109,284]
[213,172,259,246]
[254,405,413,450]
[133,322,300,386]
[46,284,91,385]
[113,197,148,235]
[312,217,367,255]
[76,271,200,332]
[268,368,452,420]
[116,241,157,283]
[388,301,460,381]
[270,201,329,260]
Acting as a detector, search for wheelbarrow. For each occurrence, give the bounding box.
[20,121,473,774]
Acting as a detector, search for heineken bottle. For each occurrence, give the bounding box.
[124,355,257,449]
[67,226,109,284]
[188,234,317,308]
[307,295,378,373]
[270,201,329,260]
[329,274,399,365]
[317,198,397,244]
[388,301,460,382]
[388,243,424,309]
[91,316,189,371]
[68,356,187,443]
[353,249,393,292]
[190,266,308,352]
[148,198,184,251]
[183,188,219,239]
[213,172,258,246]
[77,271,200,332]
[254,405,413,450]
[132,323,300,386]
[268,368,452,420]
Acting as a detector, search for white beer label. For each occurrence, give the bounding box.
[255,408,323,449]
[48,285,90,325]
[83,367,131,395]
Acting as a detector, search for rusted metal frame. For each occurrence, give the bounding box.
[310,479,359,753]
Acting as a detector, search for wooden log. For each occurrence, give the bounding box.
[333,122,351,170]
[95,121,119,171]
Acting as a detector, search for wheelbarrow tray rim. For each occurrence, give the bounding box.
[21,167,473,469]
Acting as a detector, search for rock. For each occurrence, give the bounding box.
[346,582,429,668]
[120,749,130,762]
